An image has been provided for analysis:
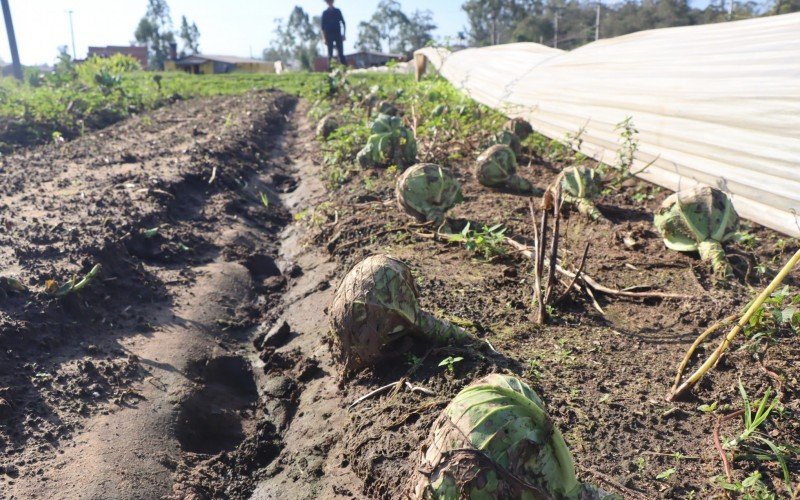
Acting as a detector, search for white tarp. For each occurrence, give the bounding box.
[415,13,800,237]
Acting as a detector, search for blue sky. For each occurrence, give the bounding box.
[0,0,468,65]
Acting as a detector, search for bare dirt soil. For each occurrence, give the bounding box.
[1,89,798,500]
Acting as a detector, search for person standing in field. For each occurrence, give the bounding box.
[322,0,347,67]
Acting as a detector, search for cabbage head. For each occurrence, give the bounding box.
[654,186,739,277]
[504,118,533,140]
[316,115,338,140]
[475,144,536,194]
[396,163,463,227]
[357,113,417,168]
[409,374,617,500]
[560,166,604,221]
[329,254,472,372]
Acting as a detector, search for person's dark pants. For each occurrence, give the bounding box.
[326,35,346,67]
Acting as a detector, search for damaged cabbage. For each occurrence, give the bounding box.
[375,100,399,116]
[409,374,617,500]
[493,130,521,156]
[329,254,473,372]
[560,166,605,221]
[316,115,338,140]
[654,186,739,277]
[475,144,536,194]
[504,117,533,141]
[357,113,417,168]
[396,163,463,227]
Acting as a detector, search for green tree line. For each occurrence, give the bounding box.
[463,0,799,49]
[264,0,799,68]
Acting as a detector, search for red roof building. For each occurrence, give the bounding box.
[87,46,148,68]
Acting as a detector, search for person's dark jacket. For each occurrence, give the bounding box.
[321,7,345,38]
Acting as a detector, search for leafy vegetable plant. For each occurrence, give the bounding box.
[503,117,533,140]
[356,113,417,168]
[45,264,102,298]
[653,186,739,278]
[559,166,605,221]
[448,223,507,260]
[329,255,474,372]
[474,144,536,194]
[396,163,463,228]
[437,356,463,374]
[408,374,616,499]
[316,114,338,140]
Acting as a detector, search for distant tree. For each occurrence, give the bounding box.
[462,0,528,46]
[134,0,175,70]
[178,16,201,57]
[774,0,800,13]
[463,0,788,51]
[263,6,320,70]
[356,0,437,53]
[401,10,438,50]
[356,23,383,52]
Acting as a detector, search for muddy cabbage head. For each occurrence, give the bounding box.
[493,130,521,156]
[396,163,463,227]
[357,113,417,168]
[654,186,739,277]
[316,115,338,140]
[375,100,399,116]
[329,254,470,372]
[409,374,617,500]
[559,166,604,221]
[475,144,534,194]
[504,118,533,140]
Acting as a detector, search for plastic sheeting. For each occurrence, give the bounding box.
[415,13,800,237]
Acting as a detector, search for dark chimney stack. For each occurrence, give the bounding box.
[169,42,178,61]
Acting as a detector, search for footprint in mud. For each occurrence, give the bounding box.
[175,355,258,454]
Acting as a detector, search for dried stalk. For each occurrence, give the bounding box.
[669,248,800,400]
[505,237,692,300]
[556,242,590,305]
[528,186,563,324]
[670,313,738,393]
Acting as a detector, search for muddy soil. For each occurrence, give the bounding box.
[0,90,305,498]
[1,88,798,500]
[294,106,800,497]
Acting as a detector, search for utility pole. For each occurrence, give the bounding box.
[553,11,559,49]
[728,0,734,19]
[595,3,601,41]
[67,10,76,59]
[1,0,23,81]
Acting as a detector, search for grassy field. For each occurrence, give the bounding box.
[0,55,329,152]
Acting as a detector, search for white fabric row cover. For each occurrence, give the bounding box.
[415,13,800,237]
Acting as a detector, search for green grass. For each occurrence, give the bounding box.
[0,54,328,152]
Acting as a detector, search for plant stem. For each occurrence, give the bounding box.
[669,248,800,400]
[418,310,473,344]
[698,239,732,277]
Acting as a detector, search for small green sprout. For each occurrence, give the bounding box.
[438,356,463,374]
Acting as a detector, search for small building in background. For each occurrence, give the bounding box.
[87,45,148,68]
[165,54,276,74]
[314,51,406,72]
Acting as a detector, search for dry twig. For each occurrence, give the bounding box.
[505,237,693,300]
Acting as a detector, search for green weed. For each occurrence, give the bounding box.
[448,223,507,260]
[438,355,464,374]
